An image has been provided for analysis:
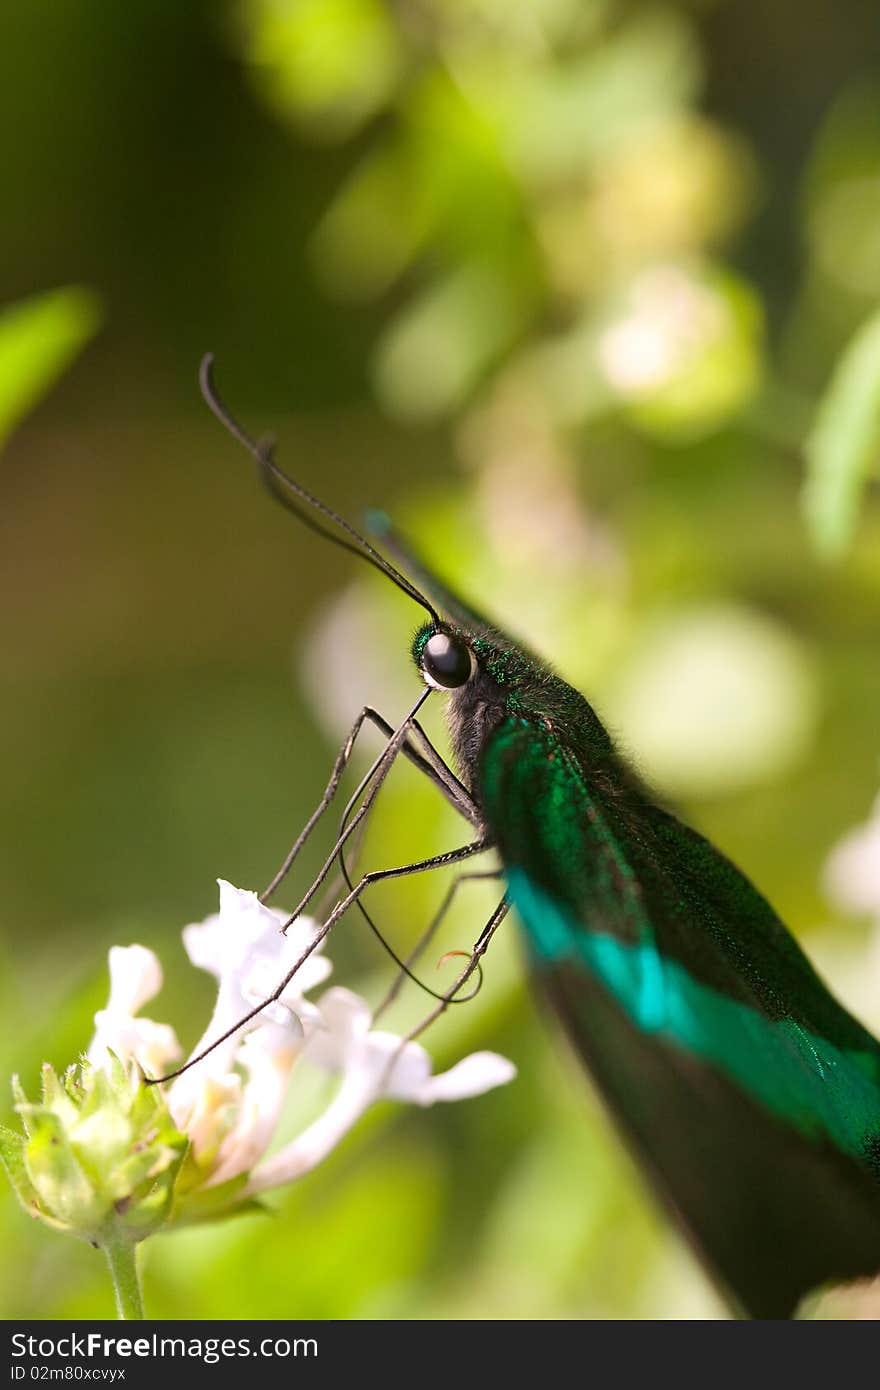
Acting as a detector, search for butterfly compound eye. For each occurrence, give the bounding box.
[420,631,474,690]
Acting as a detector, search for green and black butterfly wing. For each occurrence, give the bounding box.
[373,520,880,1316]
[480,713,880,1318]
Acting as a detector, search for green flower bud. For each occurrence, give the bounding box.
[0,1054,187,1247]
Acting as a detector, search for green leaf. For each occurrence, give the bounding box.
[0,286,102,449]
[803,308,880,557]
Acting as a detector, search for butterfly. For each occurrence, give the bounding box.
[176,356,880,1320]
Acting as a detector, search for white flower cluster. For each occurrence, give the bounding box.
[88,880,515,1197]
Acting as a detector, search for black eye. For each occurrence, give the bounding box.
[421,632,474,690]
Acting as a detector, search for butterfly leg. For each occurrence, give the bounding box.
[276,690,485,931]
[278,836,493,1011]
[372,868,502,1021]
[374,893,510,1091]
[261,703,416,900]
[262,697,477,902]
[342,710,476,827]
[305,838,492,946]
[401,895,510,1045]
[266,685,494,1001]
[329,711,488,987]
[154,837,491,1082]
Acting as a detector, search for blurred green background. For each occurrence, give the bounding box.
[3,0,880,1320]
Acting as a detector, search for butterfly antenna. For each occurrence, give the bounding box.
[199,355,441,626]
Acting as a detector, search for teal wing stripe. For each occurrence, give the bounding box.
[508,867,880,1163]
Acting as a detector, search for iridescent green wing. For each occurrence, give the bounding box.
[370,516,880,1314]
[479,713,880,1318]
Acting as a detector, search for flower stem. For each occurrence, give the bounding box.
[102,1235,144,1320]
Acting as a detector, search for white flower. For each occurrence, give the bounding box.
[85,882,516,1206]
[180,878,330,1062]
[86,883,328,1189]
[87,945,181,1078]
[166,880,332,1185]
[305,988,514,1104]
[177,1021,304,1188]
[246,987,516,1194]
[166,880,329,1143]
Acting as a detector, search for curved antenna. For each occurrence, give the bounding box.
[199,355,441,626]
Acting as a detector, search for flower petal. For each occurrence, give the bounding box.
[183,881,329,1035]
[88,1012,181,1077]
[303,987,372,1071]
[408,1051,517,1105]
[107,945,163,1017]
[86,945,181,1076]
[203,1024,303,1186]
